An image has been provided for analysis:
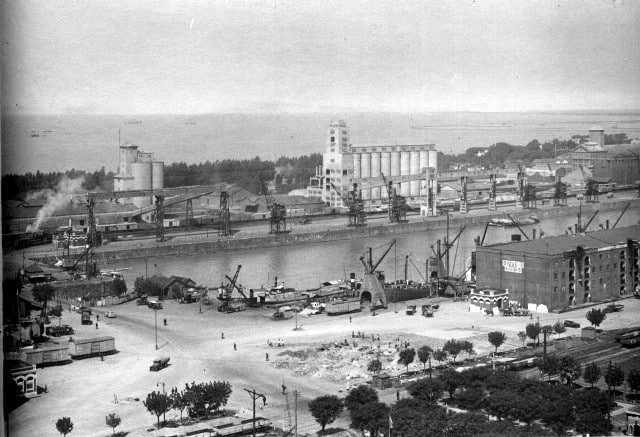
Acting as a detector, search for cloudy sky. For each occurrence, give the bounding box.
[1,0,638,114]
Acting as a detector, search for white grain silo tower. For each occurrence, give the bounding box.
[131,161,152,208]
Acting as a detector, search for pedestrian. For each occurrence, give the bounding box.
[221,332,225,339]
[349,316,352,323]
[97,314,100,321]
[95,322,99,329]
[266,353,269,361]
[44,384,48,393]
[233,343,236,351]
[164,318,167,326]
[396,390,400,401]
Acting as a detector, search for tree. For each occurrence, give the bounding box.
[417,345,433,378]
[462,340,475,359]
[170,387,189,421]
[109,278,127,296]
[485,389,519,421]
[34,283,56,318]
[105,413,121,436]
[397,348,416,373]
[604,361,624,394]
[586,308,606,328]
[525,322,541,346]
[439,368,464,399]
[407,378,443,404]
[553,321,566,334]
[349,402,389,437]
[144,390,172,427]
[367,359,382,376]
[628,368,640,398]
[518,331,527,347]
[583,362,602,388]
[182,380,232,418]
[541,386,575,436]
[391,399,448,436]
[433,348,448,367]
[344,385,378,414]
[55,417,73,436]
[559,355,582,386]
[487,331,506,355]
[443,339,464,363]
[536,354,560,382]
[308,395,343,434]
[575,389,615,436]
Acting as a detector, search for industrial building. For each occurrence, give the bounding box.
[475,225,640,312]
[309,121,438,214]
[113,142,164,208]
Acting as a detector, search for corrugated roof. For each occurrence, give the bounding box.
[481,225,640,256]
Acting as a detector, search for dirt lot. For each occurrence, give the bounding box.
[8,295,640,436]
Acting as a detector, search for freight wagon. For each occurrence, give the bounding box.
[68,336,116,359]
[20,343,70,367]
[213,417,272,436]
[325,298,362,316]
[620,330,640,348]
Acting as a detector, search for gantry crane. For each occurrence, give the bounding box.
[578,165,600,203]
[217,191,231,236]
[75,184,229,247]
[330,182,366,227]
[261,181,288,234]
[380,173,410,223]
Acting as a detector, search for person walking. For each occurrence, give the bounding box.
[233,343,236,351]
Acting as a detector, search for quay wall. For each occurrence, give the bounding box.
[93,199,640,262]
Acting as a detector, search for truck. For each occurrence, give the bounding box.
[150,356,170,372]
[422,305,434,317]
[325,298,362,316]
[81,310,92,325]
[46,325,75,337]
[406,305,416,315]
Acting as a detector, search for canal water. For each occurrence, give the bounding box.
[110,209,639,292]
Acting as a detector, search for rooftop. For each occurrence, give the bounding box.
[481,225,640,256]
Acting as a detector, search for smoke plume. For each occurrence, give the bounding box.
[26,176,85,232]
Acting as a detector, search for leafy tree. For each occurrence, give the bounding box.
[349,402,389,437]
[182,381,232,418]
[143,390,172,427]
[308,395,343,435]
[433,348,448,367]
[344,385,378,414]
[583,362,602,388]
[526,322,541,346]
[55,417,74,436]
[417,345,433,377]
[553,321,566,334]
[33,283,56,318]
[462,340,475,359]
[586,308,606,328]
[628,368,640,398]
[439,368,463,399]
[367,359,382,375]
[487,331,507,355]
[455,382,485,411]
[105,413,121,436]
[443,339,464,363]
[536,354,560,382]
[541,385,575,436]
[518,331,527,347]
[558,355,581,386]
[575,388,614,436]
[170,387,189,421]
[407,378,443,404]
[391,399,448,436]
[134,276,145,296]
[397,348,416,373]
[485,388,520,421]
[109,278,127,296]
[604,361,624,394]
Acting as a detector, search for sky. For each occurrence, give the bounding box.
[1,0,639,114]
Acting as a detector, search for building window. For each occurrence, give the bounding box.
[554,272,558,280]
[599,277,603,284]
[620,251,625,260]
[561,271,565,279]
[554,286,558,293]
[330,136,335,142]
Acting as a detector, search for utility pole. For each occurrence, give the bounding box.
[243,388,266,437]
[154,308,158,350]
[293,390,299,437]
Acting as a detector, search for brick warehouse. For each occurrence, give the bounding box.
[475,225,640,312]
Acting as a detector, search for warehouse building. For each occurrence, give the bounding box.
[312,121,438,213]
[475,225,640,312]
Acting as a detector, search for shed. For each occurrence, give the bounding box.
[581,326,597,340]
[468,288,509,315]
[371,373,393,390]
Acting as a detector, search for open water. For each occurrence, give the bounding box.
[3,111,640,175]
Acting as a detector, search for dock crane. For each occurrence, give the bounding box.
[359,240,395,308]
[380,173,409,223]
[217,191,231,236]
[330,182,366,227]
[261,180,288,234]
[579,165,599,203]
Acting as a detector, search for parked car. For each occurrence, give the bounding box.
[105,311,116,318]
[563,320,580,328]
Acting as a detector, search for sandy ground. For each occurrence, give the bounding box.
[8,293,640,437]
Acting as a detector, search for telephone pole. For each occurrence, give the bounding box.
[293,390,299,437]
[243,388,266,437]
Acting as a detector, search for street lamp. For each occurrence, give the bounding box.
[243,388,266,437]
[154,308,159,350]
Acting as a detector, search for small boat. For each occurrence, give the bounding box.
[489,216,540,227]
[30,133,40,137]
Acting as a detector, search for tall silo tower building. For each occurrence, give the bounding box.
[113,143,164,208]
